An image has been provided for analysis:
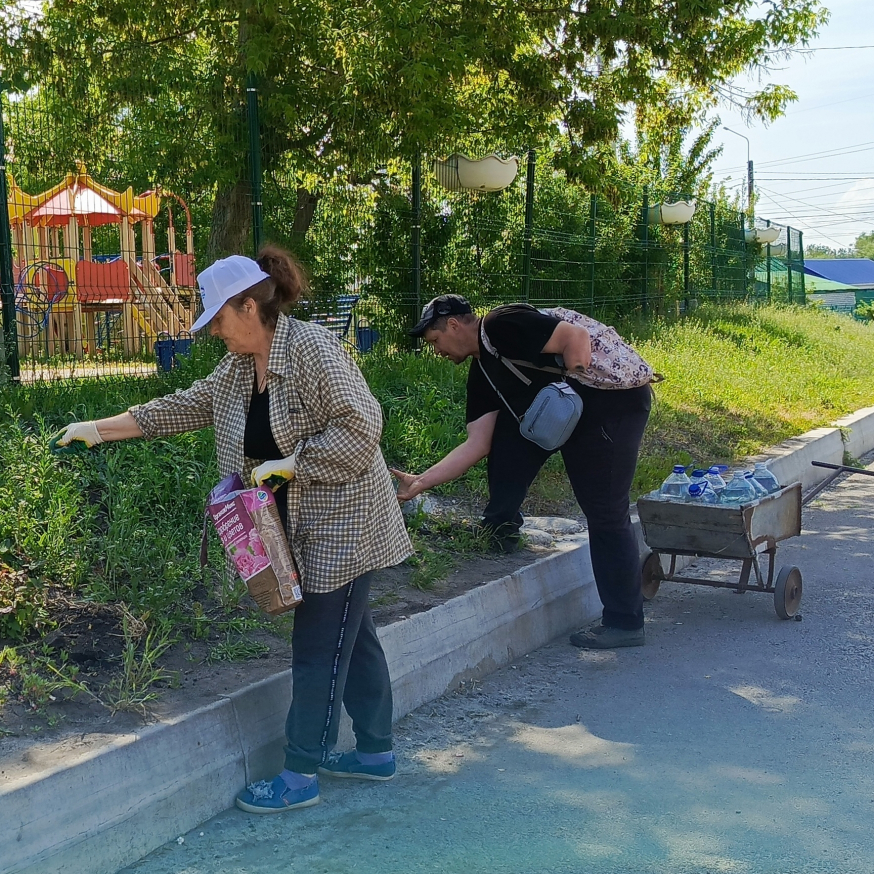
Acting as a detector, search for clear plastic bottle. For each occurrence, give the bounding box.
[720,470,757,506]
[704,466,727,497]
[688,469,709,491]
[751,462,781,495]
[659,465,691,502]
[688,481,719,504]
[744,470,768,498]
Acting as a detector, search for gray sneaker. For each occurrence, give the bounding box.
[569,624,645,649]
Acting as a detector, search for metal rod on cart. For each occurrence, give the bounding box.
[811,461,874,477]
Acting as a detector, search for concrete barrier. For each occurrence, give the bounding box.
[4,406,874,874]
[1,538,600,874]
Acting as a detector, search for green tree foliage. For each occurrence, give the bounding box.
[805,244,856,259]
[1,0,827,255]
[854,231,874,261]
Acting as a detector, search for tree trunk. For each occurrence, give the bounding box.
[207,180,253,261]
[292,187,320,239]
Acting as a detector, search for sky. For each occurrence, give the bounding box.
[711,0,874,251]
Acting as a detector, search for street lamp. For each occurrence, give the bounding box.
[723,126,754,225]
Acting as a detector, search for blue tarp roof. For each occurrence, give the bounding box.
[803,259,874,287]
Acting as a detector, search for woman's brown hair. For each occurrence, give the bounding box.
[227,245,310,327]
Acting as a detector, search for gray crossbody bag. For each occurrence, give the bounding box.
[478,322,583,452]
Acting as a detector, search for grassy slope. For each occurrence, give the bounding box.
[363,303,874,505]
[631,304,874,491]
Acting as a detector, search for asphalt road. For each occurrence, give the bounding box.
[121,462,874,874]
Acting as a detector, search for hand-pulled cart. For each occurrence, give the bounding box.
[636,483,803,619]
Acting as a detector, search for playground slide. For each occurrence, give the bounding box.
[124,256,185,337]
[137,258,191,329]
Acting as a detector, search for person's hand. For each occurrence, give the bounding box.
[50,422,104,453]
[251,456,297,491]
[389,468,425,503]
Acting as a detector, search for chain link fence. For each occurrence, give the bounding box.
[1,79,805,383]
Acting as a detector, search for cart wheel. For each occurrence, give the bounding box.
[641,551,662,601]
[774,565,803,619]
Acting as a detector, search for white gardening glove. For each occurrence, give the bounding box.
[50,421,104,452]
[251,455,297,491]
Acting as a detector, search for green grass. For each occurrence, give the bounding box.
[629,303,874,491]
[1,302,873,653]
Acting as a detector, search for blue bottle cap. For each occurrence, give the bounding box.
[691,469,706,478]
[673,465,686,473]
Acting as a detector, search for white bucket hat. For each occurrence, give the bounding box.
[190,255,272,332]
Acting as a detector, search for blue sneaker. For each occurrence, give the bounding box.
[318,750,396,781]
[235,775,320,814]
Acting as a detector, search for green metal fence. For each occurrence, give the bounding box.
[0,78,805,383]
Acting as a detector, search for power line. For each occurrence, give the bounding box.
[713,139,874,176]
[757,144,874,170]
[795,45,874,50]
[780,91,874,116]
[757,194,857,247]
[758,184,874,227]
[757,190,850,249]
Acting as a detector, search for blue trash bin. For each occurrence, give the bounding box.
[154,332,174,372]
[155,331,194,372]
[356,321,380,353]
[174,331,193,362]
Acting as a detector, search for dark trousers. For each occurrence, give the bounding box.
[284,572,393,773]
[481,384,652,631]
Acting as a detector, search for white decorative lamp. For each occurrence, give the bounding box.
[432,154,520,191]
[647,199,697,225]
[744,227,780,244]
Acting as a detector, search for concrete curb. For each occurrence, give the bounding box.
[3,406,874,874]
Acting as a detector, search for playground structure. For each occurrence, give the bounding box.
[6,163,196,360]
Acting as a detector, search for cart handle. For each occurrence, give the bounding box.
[811,461,874,477]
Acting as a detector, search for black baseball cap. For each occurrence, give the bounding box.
[409,294,474,337]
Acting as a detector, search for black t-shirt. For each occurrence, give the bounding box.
[466,304,573,424]
[244,377,289,530]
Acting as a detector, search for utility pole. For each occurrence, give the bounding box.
[723,127,753,226]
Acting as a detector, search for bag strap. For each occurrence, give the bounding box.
[480,311,664,386]
[479,318,540,383]
[476,359,522,423]
[480,314,566,378]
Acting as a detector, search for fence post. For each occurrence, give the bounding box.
[786,228,793,304]
[246,72,264,255]
[411,151,422,321]
[765,220,772,302]
[682,218,690,307]
[709,202,717,297]
[588,194,597,309]
[797,229,805,303]
[640,188,649,315]
[520,148,535,303]
[0,91,20,381]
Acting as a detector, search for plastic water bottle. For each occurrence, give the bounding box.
[744,470,768,498]
[751,462,781,495]
[720,470,757,506]
[659,466,691,502]
[688,468,708,492]
[688,481,719,504]
[704,466,727,497]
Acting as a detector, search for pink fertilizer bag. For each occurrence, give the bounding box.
[201,473,303,615]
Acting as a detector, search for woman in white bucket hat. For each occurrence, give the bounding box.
[55,246,412,812]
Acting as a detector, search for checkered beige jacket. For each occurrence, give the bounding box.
[129,313,412,593]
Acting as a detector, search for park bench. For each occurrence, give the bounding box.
[307,293,379,352]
